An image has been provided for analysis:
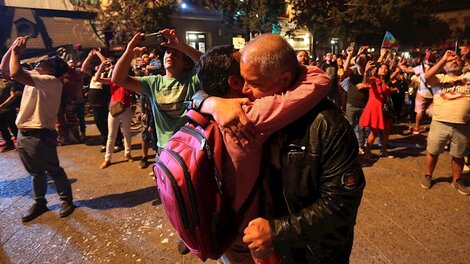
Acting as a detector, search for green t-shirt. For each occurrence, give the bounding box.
[138,73,201,148]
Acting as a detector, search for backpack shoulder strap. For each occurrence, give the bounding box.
[186,109,210,128]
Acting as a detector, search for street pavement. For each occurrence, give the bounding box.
[0,120,468,264]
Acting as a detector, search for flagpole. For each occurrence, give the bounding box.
[381,31,388,50]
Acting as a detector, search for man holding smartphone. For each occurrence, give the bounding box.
[112,29,203,151]
[422,50,470,195]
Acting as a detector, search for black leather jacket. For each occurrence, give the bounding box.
[269,100,365,264]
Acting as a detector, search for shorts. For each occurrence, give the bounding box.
[426,120,470,158]
[414,94,433,114]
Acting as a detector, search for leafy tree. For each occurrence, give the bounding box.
[288,0,347,46]
[96,0,177,46]
[215,0,284,39]
[288,0,451,49]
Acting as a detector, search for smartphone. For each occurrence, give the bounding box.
[140,32,165,47]
[347,42,355,51]
[455,40,460,56]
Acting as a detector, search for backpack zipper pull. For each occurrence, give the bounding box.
[200,139,213,159]
[200,138,206,150]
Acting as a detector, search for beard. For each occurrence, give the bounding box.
[445,63,462,74]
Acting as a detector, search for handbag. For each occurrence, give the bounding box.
[109,101,125,117]
[382,97,394,119]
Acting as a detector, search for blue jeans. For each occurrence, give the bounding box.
[346,103,366,148]
[16,129,73,205]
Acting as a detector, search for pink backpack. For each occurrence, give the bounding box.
[153,110,237,261]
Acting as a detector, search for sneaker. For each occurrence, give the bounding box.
[177,240,190,255]
[139,157,149,169]
[126,154,133,163]
[0,144,15,153]
[379,150,389,157]
[100,160,111,169]
[451,180,470,195]
[363,153,377,161]
[22,204,49,222]
[100,146,106,153]
[420,175,432,189]
[114,145,124,153]
[410,127,420,135]
[415,143,426,149]
[59,201,75,217]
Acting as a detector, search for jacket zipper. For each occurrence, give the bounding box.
[166,149,200,227]
[282,145,316,258]
[155,161,191,230]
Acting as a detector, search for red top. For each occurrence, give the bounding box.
[359,76,393,130]
[110,82,131,108]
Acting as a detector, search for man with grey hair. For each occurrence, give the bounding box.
[240,34,365,263]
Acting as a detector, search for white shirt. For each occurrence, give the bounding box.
[89,75,103,89]
[16,70,63,130]
[432,72,470,124]
[413,64,434,98]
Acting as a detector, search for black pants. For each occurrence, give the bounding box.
[0,110,18,146]
[16,129,73,205]
[77,102,86,134]
[92,105,123,147]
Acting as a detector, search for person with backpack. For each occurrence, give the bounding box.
[112,29,240,256]
[193,39,330,263]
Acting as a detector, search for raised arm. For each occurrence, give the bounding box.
[377,48,389,64]
[160,29,203,63]
[9,37,34,87]
[95,48,106,62]
[342,48,356,78]
[1,49,12,78]
[425,50,456,86]
[397,58,414,74]
[81,49,97,75]
[1,39,20,77]
[390,65,401,80]
[111,33,144,93]
[94,61,111,85]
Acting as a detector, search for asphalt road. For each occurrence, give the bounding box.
[0,120,468,264]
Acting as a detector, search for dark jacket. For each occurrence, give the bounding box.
[269,99,365,264]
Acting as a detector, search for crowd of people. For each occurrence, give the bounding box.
[295,46,470,181]
[0,29,469,264]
